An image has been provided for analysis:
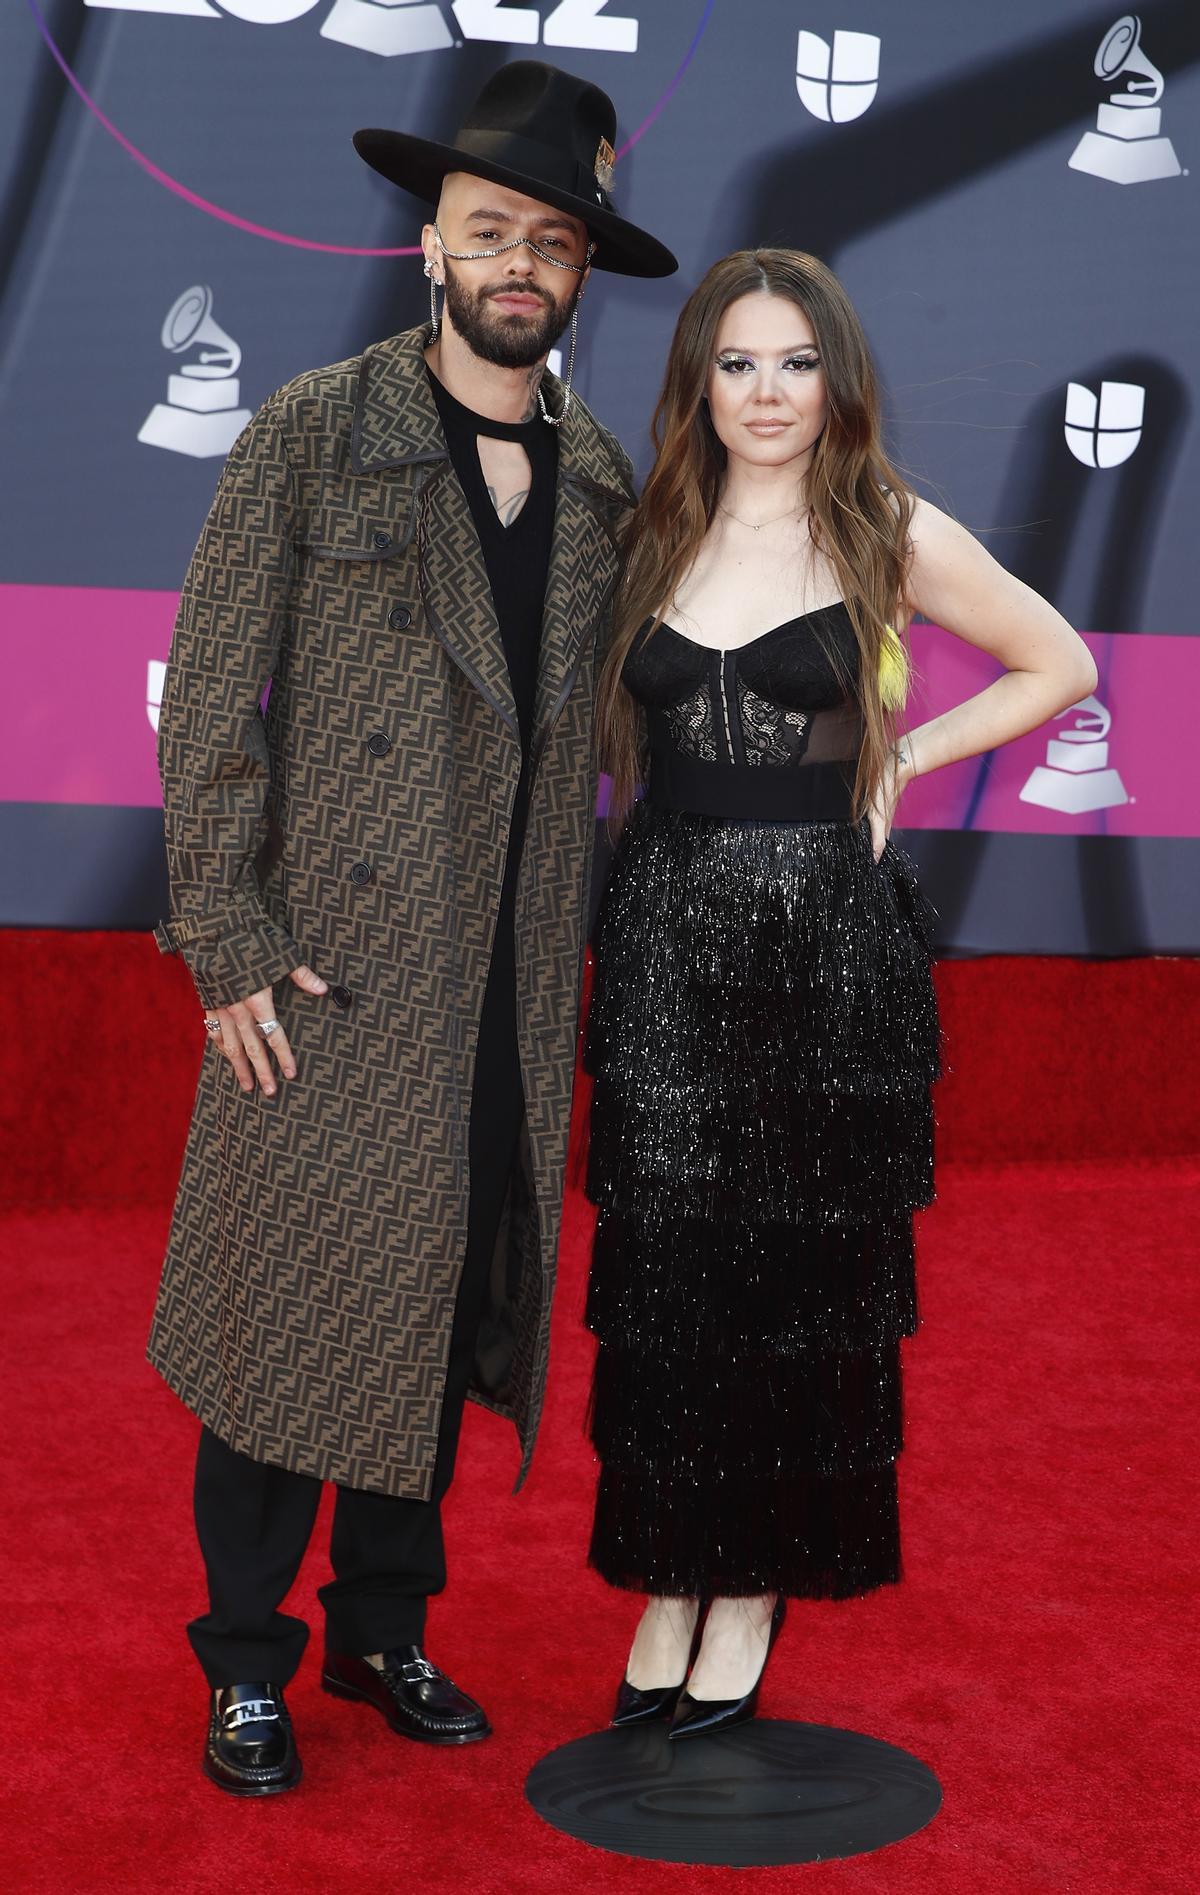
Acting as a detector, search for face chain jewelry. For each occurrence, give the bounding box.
[428,225,593,426]
[433,222,594,274]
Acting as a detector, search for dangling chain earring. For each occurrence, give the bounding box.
[423,258,441,340]
[539,293,583,429]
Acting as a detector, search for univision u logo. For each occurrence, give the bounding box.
[147,660,166,734]
[796,30,880,123]
[1063,380,1144,467]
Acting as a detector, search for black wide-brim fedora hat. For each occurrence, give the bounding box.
[354,60,677,280]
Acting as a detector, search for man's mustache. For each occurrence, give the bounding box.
[478,282,555,310]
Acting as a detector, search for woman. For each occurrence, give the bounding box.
[584,250,1096,1740]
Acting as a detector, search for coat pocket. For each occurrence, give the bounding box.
[296,469,433,562]
[297,509,412,562]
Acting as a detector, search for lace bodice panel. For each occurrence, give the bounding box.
[624,603,863,773]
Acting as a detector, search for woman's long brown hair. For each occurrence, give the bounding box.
[596,249,914,830]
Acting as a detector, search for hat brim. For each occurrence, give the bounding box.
[353,129,678,280]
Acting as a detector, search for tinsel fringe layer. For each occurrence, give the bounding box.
[586,1205,917,1357]
[589,1459,901,1600]
[589,1336,903,1481]
[585,807,942,1228]
[587,1085,934,1226]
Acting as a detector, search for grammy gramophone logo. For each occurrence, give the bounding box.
[138,286,252,459]
[1069,14,1182,185]
[1020,695,1128,816]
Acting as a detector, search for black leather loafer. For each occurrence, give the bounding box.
[321,1647,491,1745]
[202,1682,301,1796]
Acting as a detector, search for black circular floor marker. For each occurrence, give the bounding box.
[525,1719,941,1867]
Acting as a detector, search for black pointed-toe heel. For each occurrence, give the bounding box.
[611,1678,686,1727]
[667,1596,787,1742]
[610,1606,706,1728]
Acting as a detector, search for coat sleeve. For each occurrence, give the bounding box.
[152,399,306,1010]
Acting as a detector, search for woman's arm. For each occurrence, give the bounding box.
[898,496,1098,784]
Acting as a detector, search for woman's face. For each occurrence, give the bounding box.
[706,292,829,473]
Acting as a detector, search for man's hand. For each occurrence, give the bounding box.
[203,964,327,1095]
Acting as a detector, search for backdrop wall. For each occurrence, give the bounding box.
[2,0,1197,952]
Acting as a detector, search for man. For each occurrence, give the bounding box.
[150,61,676,1796]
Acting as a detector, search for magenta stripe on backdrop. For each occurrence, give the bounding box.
[899,624,1179,838]
[3,584,176,808]
[0,586,1188,838]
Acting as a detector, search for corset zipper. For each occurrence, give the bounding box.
[718,652,746,766]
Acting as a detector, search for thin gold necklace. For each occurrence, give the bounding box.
[718,502,798,531]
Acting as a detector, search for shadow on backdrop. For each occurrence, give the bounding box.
[913,354,1186,947]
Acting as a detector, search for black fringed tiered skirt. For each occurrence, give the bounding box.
[583,806,942,1600]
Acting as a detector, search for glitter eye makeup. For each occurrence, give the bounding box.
[714,352,822,374]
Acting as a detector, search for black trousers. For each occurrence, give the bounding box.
[188,962,524,1688]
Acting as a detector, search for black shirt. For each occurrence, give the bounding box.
[426,365,558,1083]
[427,366,558,754]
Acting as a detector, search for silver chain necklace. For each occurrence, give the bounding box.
[718,503,798,531]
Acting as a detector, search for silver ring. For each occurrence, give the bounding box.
[257,1019,281,1038]
[204,1018,221,1034]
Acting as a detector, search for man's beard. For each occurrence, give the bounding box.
[441,262,578,369]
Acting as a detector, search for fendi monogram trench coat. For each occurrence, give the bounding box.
[148,323,635,1498]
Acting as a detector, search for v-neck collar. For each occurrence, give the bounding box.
[427,363,555,538]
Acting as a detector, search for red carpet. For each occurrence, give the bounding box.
[2,934,1197,1892]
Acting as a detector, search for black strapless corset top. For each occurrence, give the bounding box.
[622,602,864,823]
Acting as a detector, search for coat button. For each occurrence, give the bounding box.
[366,731,392,757]
[349,861,373,886]
[388,604,412,629]
[372,531,392,550]
[331,985,354,1010]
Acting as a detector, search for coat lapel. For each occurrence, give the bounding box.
[350,324,446,473]
[420,463,518,735]
[353,324,518,735]
[532,474,619,765]
[531,390,628,765]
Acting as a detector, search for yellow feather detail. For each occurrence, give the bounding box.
[878,622,910,711]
